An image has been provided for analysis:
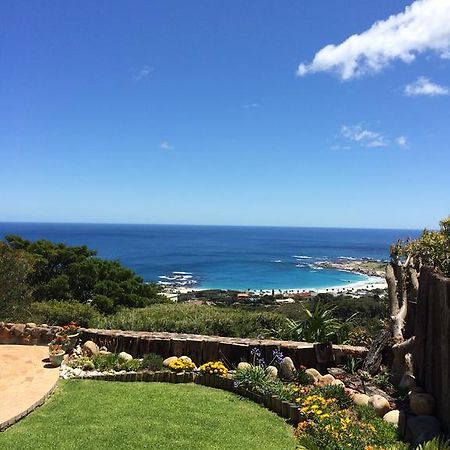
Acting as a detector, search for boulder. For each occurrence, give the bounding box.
[26,322,37,329]
[368,395,391,417]
[82,340,99,356]
[383,410,401,427]
[410,393,436,416]
[399,373,417,391]
[163,356,178,367]
[352,393,370,407]
[279,357,296,380]
[237,362,251,370]
[12,323,26,336]
[331,379,345,388]
[118,352,133,362]
[179,356,192,363]
[405,415,442,446]
[265,366,278,380]
[316,374,335,387]
[305,368,321,383]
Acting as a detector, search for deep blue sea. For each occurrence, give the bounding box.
[0,223,421,290]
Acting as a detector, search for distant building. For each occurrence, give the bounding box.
[275,298,295,304]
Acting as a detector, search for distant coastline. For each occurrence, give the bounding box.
[0,222,406,294]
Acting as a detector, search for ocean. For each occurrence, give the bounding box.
[0,223,421,291]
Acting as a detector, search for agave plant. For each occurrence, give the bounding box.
[286,302,356,344]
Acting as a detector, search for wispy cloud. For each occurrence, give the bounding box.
[242,103,260,109]
[297,0,450,79]
[339,125,408,149]
[404,76,449,96]
[341,125,388,148]
[396,136,408,147]
[160,141,174,150]
[133,66,153,82]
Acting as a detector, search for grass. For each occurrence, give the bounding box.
[0,381,296,450]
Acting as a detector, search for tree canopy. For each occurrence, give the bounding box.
[390,216,450,276]
[2,235,164,315]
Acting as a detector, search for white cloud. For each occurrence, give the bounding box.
[160,141,174,150]
[341,125,388,148]
[404,76,449,96]
[396,136,408,147]
[133,66,153,82]
[242,103,260,109]
[297,0,450,79]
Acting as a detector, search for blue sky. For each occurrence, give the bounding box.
[1,0,449,229]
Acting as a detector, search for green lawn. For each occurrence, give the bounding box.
[0,381,296,450]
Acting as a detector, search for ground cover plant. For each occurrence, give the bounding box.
[0,381,296,450]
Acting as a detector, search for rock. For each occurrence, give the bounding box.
[163,356,178,367]
[82,340,99,356]
[331,379,345,388]
[280,357,296,380]
[12,324,26,336]
[26,322,37,329]
[41,324,49,328]
[405,415,442,446]
[383,410,400,427]
[410,393,436,416]
[368,395,391,417]
[305,368,321,383]
[316,374,335,387]
[237,362,251,370]
[179,356,192,363]
[408,386,424,397]
[118,352,133,362]
[399,373,417,391]
[352,393,370,407]
[73,368,83,377]
[99,350,111,355]
[265,366,278,380]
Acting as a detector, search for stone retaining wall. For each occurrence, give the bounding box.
[0,323,367,369]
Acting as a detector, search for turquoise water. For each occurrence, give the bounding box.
[0,223,421,290]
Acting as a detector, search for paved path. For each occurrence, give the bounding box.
[0,345,59,430]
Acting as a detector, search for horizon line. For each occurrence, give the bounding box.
[0,220,425,232]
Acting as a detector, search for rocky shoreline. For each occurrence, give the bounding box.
[314,258,387,278]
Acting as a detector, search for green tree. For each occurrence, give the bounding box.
[0,243,33,320]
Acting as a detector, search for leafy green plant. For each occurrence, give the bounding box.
[309,384,351,410]
[233,365,283,396]
[343,356,363,375]
[391,216,450,277]
[294,405,402,450]
[29,300,101,327]
[416,437,450,450]
[286,302,356,344]
[140,353,164,371]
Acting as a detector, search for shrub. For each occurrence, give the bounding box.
[295,407,402,450]
[309,385,352,410]
[97,304,288,338]
[30,301,101,327]
[140,353,164,371]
